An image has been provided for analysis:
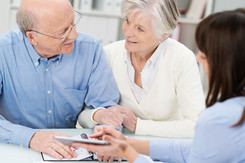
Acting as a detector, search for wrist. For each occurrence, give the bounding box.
[123,144,139,163]
[92,108,106,123]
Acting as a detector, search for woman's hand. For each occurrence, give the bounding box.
[90,126,126,161]
[72,128,139,163]
[108,106,137,132]
[92,126,126,141]
[93,108,124,131]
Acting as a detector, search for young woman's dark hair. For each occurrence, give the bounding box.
[195,8,245,126]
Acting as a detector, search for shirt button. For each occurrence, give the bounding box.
[46,69,48,72]
[34,62,38,66]
[47,90,51,94]
[48,110,52,114]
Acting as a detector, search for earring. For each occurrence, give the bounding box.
[159,40,161,44]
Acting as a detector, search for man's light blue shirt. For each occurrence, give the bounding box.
[0,30,119,148]
[134,97,245,163]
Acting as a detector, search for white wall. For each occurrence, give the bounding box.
[0,0,10,34]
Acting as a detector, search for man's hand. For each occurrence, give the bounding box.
[108,106,137,132]
[93,108,123,130]
[29,131,77,160]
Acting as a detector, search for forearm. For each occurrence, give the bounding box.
[150,139,192,163]
[0,117,37,147]
[127,138,150,155]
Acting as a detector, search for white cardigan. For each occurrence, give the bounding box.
[104,39,205,138]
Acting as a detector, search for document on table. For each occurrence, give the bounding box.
[42,147,92,161]
[41,134,93,161]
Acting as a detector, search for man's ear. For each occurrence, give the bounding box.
[26,31,38,46]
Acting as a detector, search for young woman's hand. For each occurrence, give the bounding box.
[73,131,139,163]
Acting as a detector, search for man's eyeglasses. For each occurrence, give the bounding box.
[26,10,82,41]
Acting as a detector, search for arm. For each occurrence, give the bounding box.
[73,126,192,163]
[188,110,237,163]
[78,41,121,128]
[136,52,205,138]
[129,137,192,163]
[0,68,36,148]
[0,116,37,148]
[0,116,77,160]
[0,69,77,159]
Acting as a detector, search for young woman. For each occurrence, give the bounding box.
[74,8,245,163]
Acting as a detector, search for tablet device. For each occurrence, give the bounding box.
[54,136,110,146]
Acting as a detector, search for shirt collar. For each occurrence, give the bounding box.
[124,49,131,64]
[148,39,167,67]
[24,35,62,68]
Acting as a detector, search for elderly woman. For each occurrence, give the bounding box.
[102,0,204,137]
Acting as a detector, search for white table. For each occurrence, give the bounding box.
[0,128,158,163]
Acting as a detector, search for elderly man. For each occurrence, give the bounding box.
[0,0,123,160]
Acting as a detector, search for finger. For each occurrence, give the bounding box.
[103,155,111,162]
[55,141,77,158]
[104,126,121,136]
[108,122,121,131]
[46,147,63,160]
[90,130,104,138]
[97,154,103,162]
[51,143,72,159]
[94,126,103,133]
[109,156,116,162]
[117,156,123,162]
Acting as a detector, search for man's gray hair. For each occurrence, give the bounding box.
[121,0,180,38]
[16,8,36,36]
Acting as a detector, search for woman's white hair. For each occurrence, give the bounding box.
[121,0,180,39]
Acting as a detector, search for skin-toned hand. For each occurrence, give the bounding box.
[92,126,125,162]
[93,108,124,130]
[29,131,77,160]
[92,126,126,141]
[73,127,139,163]
[108,106,137,132]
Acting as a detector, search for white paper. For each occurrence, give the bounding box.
[42,135,92,161]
